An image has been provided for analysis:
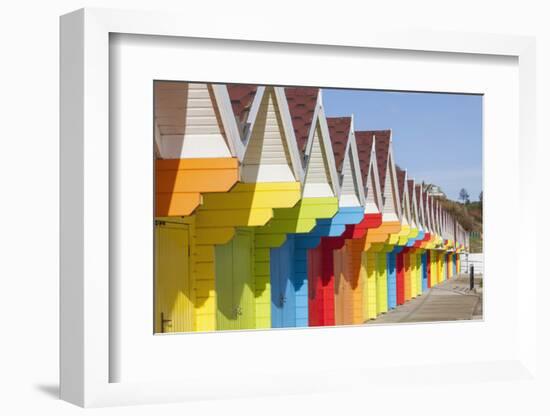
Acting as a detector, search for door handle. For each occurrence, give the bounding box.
[233,307,243,318]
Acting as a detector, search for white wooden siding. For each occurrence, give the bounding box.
[403,187,412,227]
[364,168,379,214]
[303,125,334,198]
[241,89,296,183]
[382,160,398,216]
[417,191,425,229]
[411,199,419,229]
[339,151,361,207]
[425,198,434,233]
[401,193,410,226]
[431,202,436,233]
[154,82,231,159]
[412,197,421,230]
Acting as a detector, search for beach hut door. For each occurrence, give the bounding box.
[216,229,255,330]
[155,222,192,333]
[270,238,296,327]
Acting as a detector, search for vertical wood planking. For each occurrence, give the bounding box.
[307,240,336,326]
[422,252,428,292]
[215,229,255,330]
[241,88,296,183]
[404,251,411,301]
[333,247,345,325]
[349,240,365,324]
[362,251,378,320]
[411,252,418,296]
[387,252,397,309]
[270,237,297,328]
[303,126,334,198]
[154,222,193,333]
[396,252,405,305]
[376,252,388,314]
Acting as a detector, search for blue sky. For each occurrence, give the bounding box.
[322,89,483,202]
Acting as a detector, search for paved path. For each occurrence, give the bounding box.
[366,276,483,324]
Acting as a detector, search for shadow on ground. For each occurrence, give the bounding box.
[35,383,59,399]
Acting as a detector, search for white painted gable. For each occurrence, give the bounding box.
[339,150,361,207]
[154,82,232,159]
[416,188,425,231]
[382,155,400,222]
[429,201,435,234]
[240,88,296,183]
[410,187,419,230]
[302,124,335,198]
[364,164,380,214]
[401,185,411,226]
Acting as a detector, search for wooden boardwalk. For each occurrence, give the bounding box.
[365,276,483,324]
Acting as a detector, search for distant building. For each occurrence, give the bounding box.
[424,183,446,198]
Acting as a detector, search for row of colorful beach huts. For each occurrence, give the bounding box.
[154,82,469,333]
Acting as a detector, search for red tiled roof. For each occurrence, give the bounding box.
[226,84,258,123]
[415,184,424,217]
[327,117,351,172]
[355,131,374,186]
[407,179,415,207]
[355,130,391,193]
[396,167,406,204]
[285,87,319,155]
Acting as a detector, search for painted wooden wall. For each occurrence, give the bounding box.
[270,234,320,328]
[197,182,301,331]
[154,221,192,333]
[153,81,467,333]
[409,251,418,299]
[270,236,296,327]
[415,252,423,296]
[375,251,389,314]
[154,82,240,217]
[267,197,339,328]
[256,196,339,328]
[362,251,378,320]
[156,188,459,333]
[421,252,428,292]
[333,212,383,325]
[307,207,365,326]
[215,229,255,330]
[429,250,438,288]
[396,251,405,305]
[308,241,335,327]
[155,184,301,332]
[155,82,233,159]
[155,158,239,216]
[426,251,432,289]
[240,88,298,183]
[386,250,398,310]
[336,238,368,325]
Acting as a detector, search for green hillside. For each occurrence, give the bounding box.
[438,197,483,253]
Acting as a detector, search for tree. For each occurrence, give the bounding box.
[459,188,470,204]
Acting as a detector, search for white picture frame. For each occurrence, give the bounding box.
[60,7,537,407]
